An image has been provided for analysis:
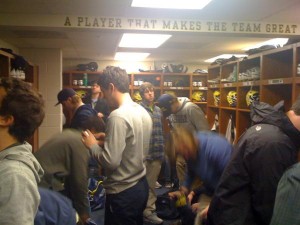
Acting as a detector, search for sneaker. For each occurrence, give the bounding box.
[155,181,162,189]
[144,213,163,224]
[164,182,173,188]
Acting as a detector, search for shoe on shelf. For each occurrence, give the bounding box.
[155,181,162,189]
[221,70,237,83]
[144,213,164,224]
[208,76,220,84]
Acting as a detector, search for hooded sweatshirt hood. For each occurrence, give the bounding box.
[0,142,44,225]
[0,142,44,183]
[176,97,190,112]
[250,101,300,148]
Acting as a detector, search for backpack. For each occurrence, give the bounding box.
[155,193,180,220]
[88,176,106,211]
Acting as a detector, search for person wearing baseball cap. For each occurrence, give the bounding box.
[156,93,177,118]
[55,88,97,130]
[156,93,208,132]
[55,88,77,106]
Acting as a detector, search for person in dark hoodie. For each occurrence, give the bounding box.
[207,98,300,225]
[0,78,45,225]
[55,88,98,129]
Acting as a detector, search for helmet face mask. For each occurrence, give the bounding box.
[227,91,237,107]
[246,90,259,106]
[213,90,220,106]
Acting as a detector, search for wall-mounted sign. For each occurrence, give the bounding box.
[0,14,299,35]
[63,16,299,35]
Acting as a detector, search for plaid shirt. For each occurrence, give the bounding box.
[140,102,164,161]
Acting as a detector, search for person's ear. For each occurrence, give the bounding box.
[0,115,14,127]
[108,83,115,93]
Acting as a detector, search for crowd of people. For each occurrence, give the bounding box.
[1,65,300,225]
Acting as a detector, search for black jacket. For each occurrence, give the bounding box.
[207,101,300,225]
[70,104,98,130]
[83,95,110,122]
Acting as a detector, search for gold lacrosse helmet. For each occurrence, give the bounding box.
[132,91,142,102]
[213,90,220,106]
[192,91,205,102]
[246,90,259,106]
[227,90,237,107]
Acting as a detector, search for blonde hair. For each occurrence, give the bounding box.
[70,94,82,105]
[167,126,198,161]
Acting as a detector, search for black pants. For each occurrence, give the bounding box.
[104,177,149,225]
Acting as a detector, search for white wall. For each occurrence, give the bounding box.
[20,48,63,147]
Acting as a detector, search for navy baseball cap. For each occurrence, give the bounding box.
[156,94,176,117]
[55,88,76,106]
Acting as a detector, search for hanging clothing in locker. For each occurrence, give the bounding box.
[225,115,236,144]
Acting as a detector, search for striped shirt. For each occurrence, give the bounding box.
[140,102,164,161]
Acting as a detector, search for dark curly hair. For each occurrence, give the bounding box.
[98,66,129,93]
[0,78,45,142]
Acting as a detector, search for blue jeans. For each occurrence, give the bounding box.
[104,177,148,225]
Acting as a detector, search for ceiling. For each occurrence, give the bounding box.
[0,0,300,65]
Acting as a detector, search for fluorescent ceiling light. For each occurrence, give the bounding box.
[131,0,212,9]
[114,52,150,61]
[243,38,289,50]
[119,33,171,48]
[205,54,248,63]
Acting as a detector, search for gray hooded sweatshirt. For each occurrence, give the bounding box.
[0,142,44,225]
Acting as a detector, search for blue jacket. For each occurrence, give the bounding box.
[183,132,233,195]
[34,188,76,225]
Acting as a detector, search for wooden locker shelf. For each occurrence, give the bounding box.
[207,42,300,143]
[63,70,208,114]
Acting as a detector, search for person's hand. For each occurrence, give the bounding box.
[82,129,98,149]
[187,191,195,205]
[191,202,200,213]
[168,191,183,200]
[97,112,104,118]
[93,132,105,147]
[179,186,189,196]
